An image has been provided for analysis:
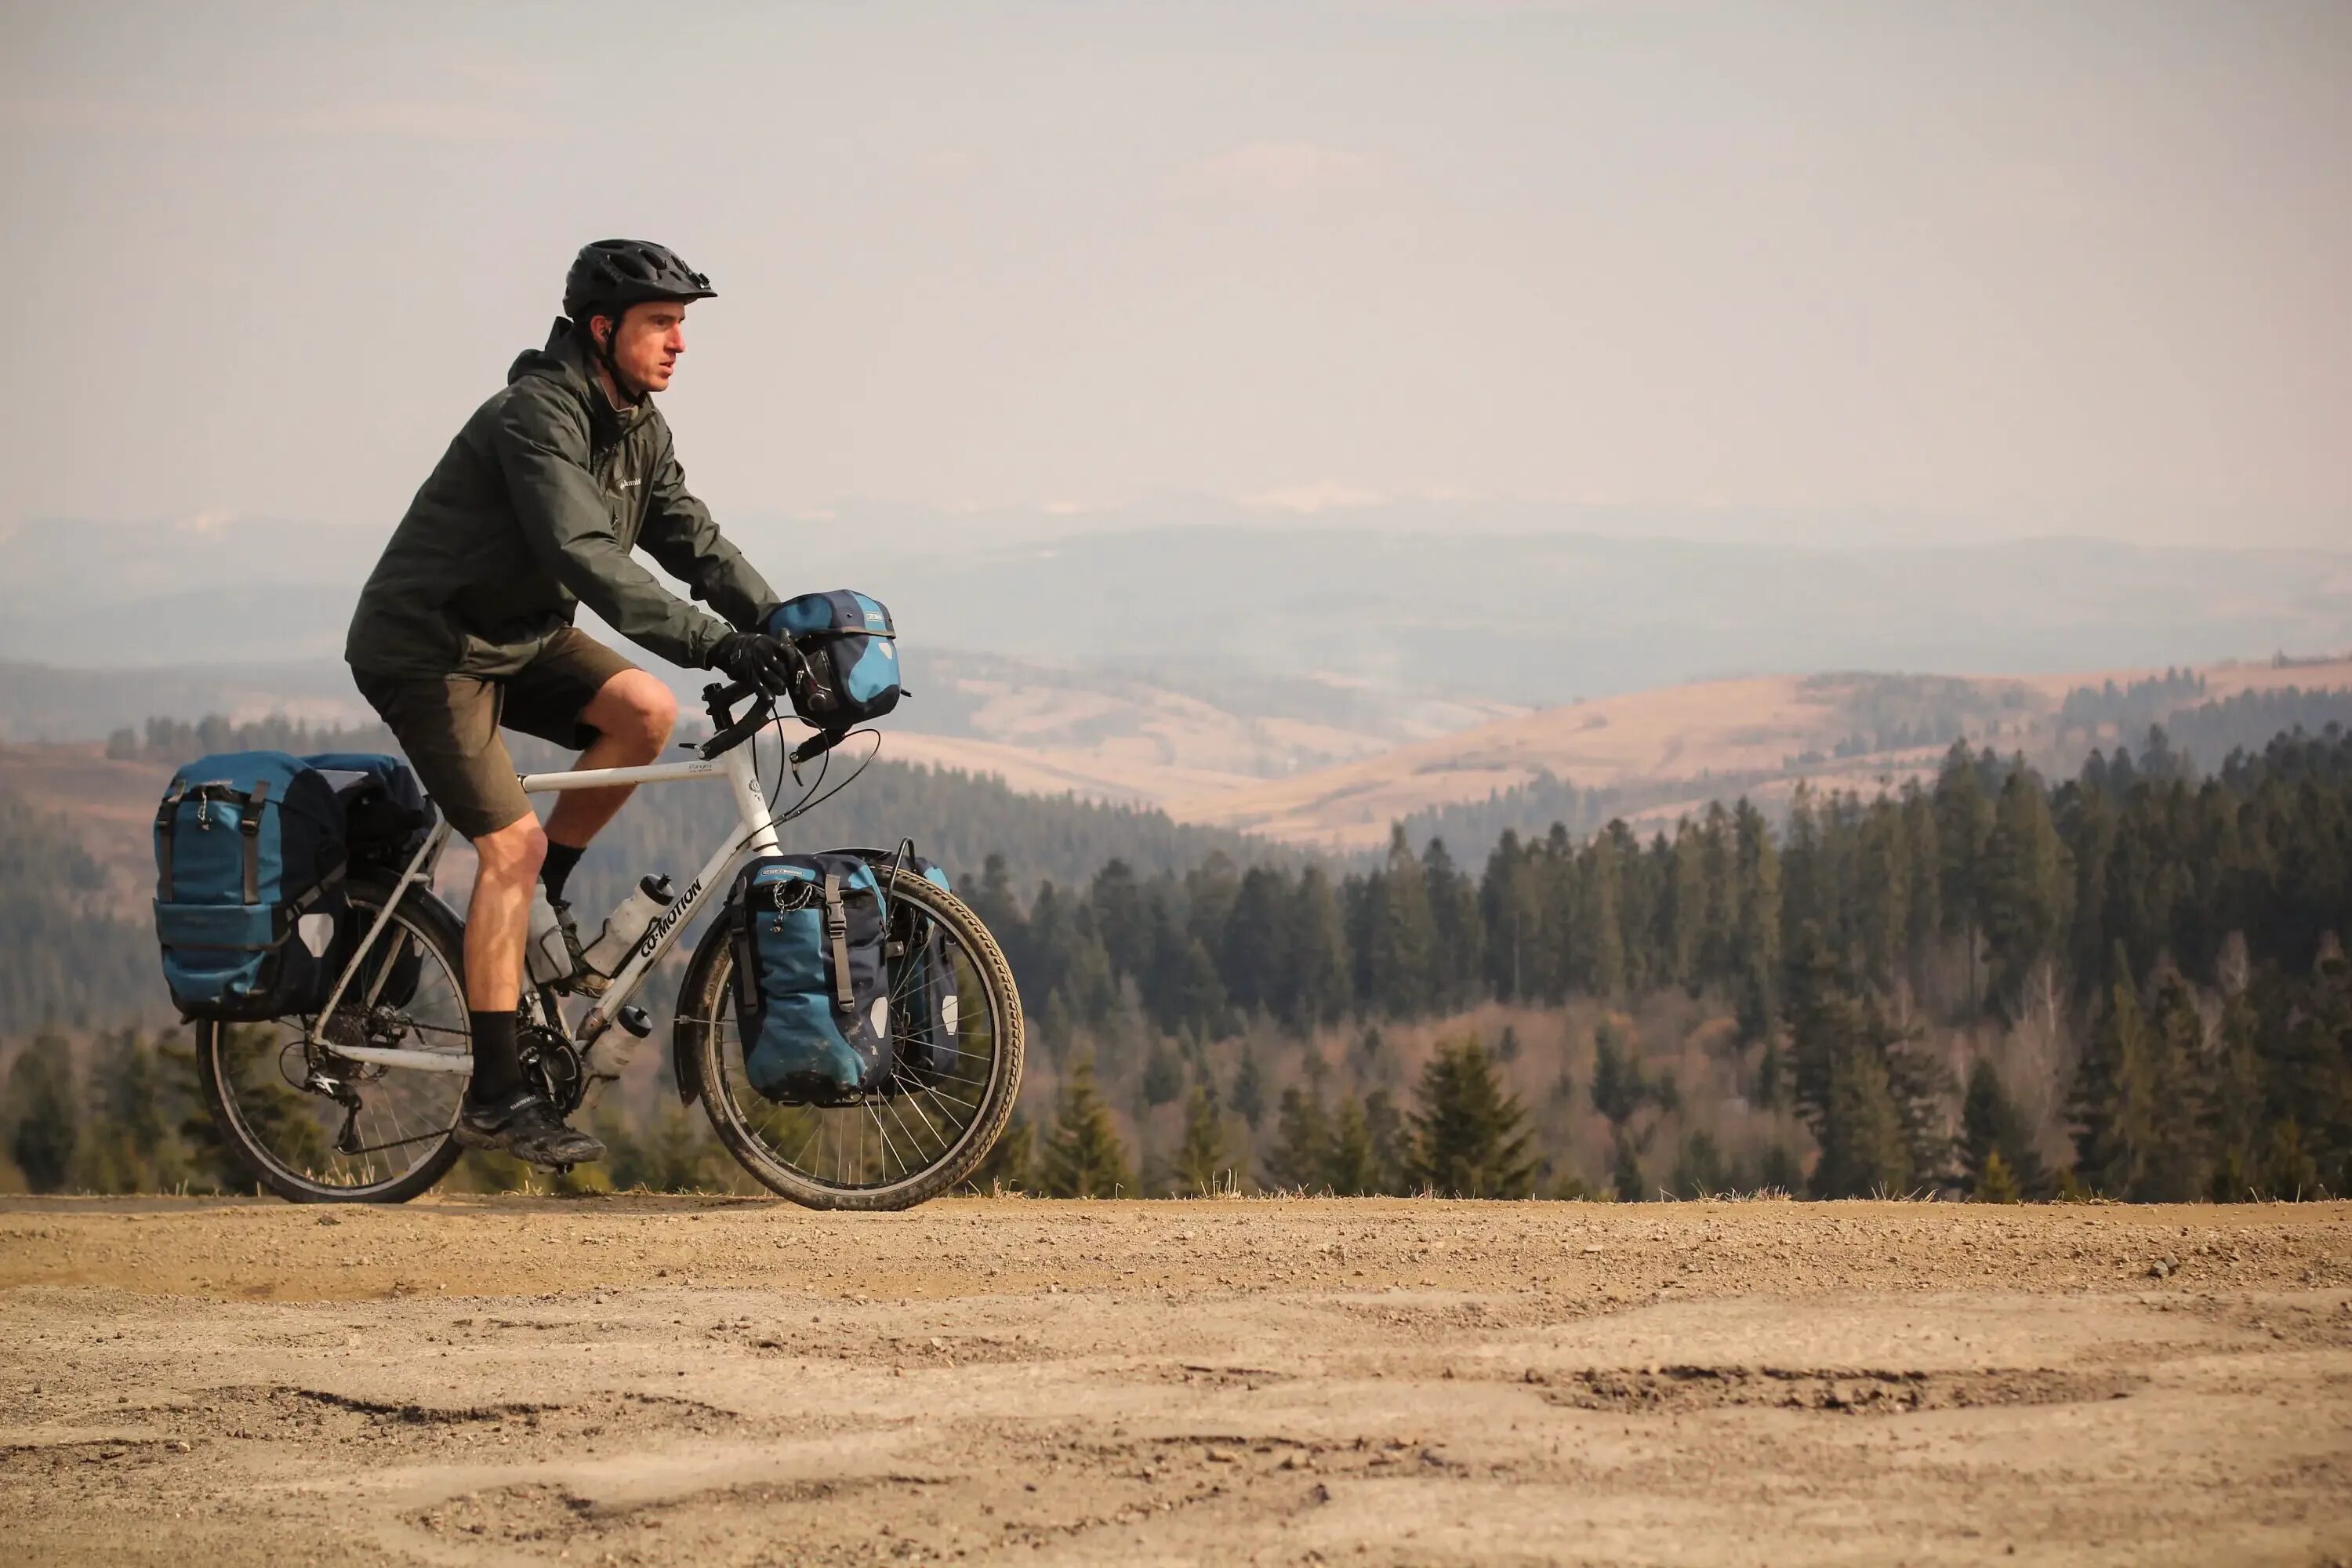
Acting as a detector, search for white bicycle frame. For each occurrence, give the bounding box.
[310,739,783,1080]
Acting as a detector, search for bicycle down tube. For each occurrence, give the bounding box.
[522,739,781,1062]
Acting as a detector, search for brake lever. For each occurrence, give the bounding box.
[700,691,776,760]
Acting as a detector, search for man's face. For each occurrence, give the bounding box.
[598,300,689,394]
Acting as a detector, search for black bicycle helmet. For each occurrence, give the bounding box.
[562,239,716,324]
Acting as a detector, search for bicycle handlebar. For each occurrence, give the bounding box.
[697,674,857,768]
[699,681,775,760]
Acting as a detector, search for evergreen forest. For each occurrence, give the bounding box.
[5,713,2351,1203]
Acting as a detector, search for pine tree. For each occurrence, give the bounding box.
[1573,832,1627,998]
[1171,1082,1231,1196]
[2069,954,2151,1196]
[1221,866,1288,1020]
[1610,1128,1645,1202]
[1979,765,2069,1020]
[1812,1045,1911,1198]
[6,1044,79,1193]
[1229,1047,1267,1129]
[1290,866,1354,1029]
[1731,800,1782,1036]
[74,1030,190,1194]
[1589,1017,1646,1128]
[1408,1038,1537,1198]
[1975,1149,2024,1203]
[1664,820,1708,993]
[1362,1088,1409,1194]
[1936,742,1995,1011]
[1367,826,1439,1018]
[1265,1085,1331,1192]
[1423,837,1486,1011]
[1037,1058,1134,1197]
[1325,1094,1381,1195]
[968,1110,1034,1192]
[2139,969,2212,1201]
[1855,796,1912,993]
[1670,1131,1727,1198]
[1900,782,1942,986]
[1140,1038,1185,1109]
[1959,1056,2045,1199]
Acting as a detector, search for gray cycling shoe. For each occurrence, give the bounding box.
[455,1089,606,1169]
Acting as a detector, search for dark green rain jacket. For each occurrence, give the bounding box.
[345,318,777,681]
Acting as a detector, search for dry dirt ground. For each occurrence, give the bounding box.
[3,1197,2350,1567]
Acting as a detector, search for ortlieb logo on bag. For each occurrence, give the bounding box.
[763,590,902,730]
[730,851,892,1105]
[151,751,349,1022]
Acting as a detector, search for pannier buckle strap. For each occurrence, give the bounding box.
[821,872,855,1014]
[239,779,270,906]
[154,783,184,898]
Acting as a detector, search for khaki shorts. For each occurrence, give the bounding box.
[353,630,639,840]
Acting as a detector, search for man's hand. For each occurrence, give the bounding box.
[706,631,797,695]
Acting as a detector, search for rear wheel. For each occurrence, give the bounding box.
[684,864,1023,1210]
[195,874,471,1203]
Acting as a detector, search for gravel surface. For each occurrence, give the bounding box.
[4,1195,2350,1566]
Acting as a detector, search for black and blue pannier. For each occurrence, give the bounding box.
[152,751,349,1021]
[306,752,435,877]
[729,852,892,1104]
[305,753,434,1008]
[763,590,902,730]
[872,852,960,1091]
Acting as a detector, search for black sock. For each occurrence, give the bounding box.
[541,841,586,904]
[468,1009,522,1104]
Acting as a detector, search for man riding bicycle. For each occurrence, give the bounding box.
[344,240,798,1169]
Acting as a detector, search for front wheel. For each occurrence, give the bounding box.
[195,874,472,1203]
[681,864,1024,1210]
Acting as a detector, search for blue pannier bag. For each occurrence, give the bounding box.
[730,852,894,1104]
[763,590,902,730]
[152,751,349,1021]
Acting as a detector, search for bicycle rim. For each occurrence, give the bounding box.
[693,867,1023,1210]
[198,881,470,1203]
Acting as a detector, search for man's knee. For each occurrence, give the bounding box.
[474,815,548,882]
[588,670,677,756]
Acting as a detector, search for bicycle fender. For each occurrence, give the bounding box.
[670,902,736,1106]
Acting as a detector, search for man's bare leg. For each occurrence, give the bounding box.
[465,814,547,1015]
[543,669,680,856]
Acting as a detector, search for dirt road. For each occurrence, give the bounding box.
[4,1196,2349,1567]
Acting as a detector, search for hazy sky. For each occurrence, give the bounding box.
[4,2,2347,545]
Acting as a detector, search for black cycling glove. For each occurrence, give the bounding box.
[707,631,797,695]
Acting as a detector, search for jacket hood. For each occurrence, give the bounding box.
[506,318,652,441]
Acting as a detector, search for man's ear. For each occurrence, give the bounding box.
[588,314,610,350]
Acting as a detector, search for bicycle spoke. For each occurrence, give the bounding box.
[699,868,1017,1203]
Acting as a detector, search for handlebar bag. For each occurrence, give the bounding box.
[763,590,902,729]
[728,851,894,1104]
[151,751,348,1021]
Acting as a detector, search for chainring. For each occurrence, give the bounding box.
[517,1023,587,1117]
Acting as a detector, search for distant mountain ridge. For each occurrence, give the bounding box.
[9,511,2349,705]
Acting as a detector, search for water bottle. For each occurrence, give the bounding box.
[582,875,677,979]
[524,887,574,987]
